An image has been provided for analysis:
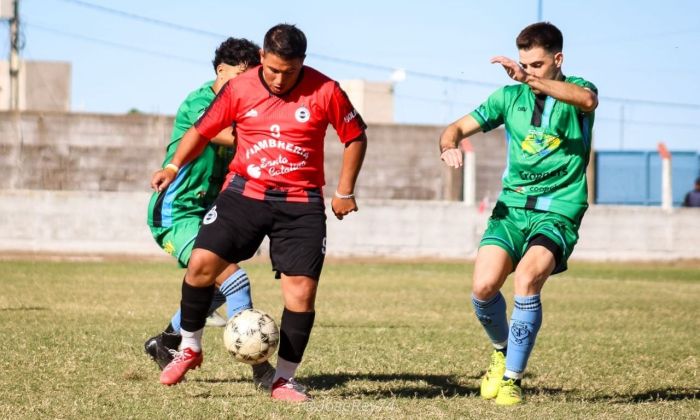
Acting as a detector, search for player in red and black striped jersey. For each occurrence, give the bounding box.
[151,24,367,400]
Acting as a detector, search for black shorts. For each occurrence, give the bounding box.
[194,189,327,280]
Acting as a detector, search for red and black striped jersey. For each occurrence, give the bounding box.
[195,65,366,202]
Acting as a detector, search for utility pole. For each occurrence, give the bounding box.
[9,0,19,110]
[537,0,543,21]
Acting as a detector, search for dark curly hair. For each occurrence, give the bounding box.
[263,24,307,59]
[516,22,563,54]
[212,37,260,71]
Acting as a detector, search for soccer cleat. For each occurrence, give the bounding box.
[270,377,311,402]
[495,378,524,405]
[144,331,182,370]
[159,347,203,385]
[480,350,506,399]
[205,310,227,328]
[252,361,276,390]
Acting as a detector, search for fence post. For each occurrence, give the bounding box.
[461,139,475,206]
[658,142,672,211]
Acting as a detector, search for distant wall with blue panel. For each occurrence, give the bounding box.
[595,151,700,206]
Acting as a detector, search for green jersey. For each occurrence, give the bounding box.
[470,76,597,222]
[147,81,233,228]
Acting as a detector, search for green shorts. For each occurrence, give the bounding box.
[149,218,201,268]
[479,201,580,274]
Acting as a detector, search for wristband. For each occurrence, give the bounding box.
[164,163,179,174]
[334,190,355,199]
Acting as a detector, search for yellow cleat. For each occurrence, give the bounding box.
[495,378,523,406]
[480,350,506,399]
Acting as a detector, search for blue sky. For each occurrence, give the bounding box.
[6,0,700,151]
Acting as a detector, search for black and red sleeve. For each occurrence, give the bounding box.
[194,81,236,139]
[327,82,367,144]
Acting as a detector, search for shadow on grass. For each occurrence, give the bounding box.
[301,373,476,398]
[0,306,48,311]
[192,374,697,402]
[588,388,699,404]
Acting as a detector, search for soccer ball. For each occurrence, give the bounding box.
[223,308,280,365]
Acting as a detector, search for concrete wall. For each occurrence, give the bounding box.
[0,111,507,200]
[339,80,394,124]
[2,190,699,261]
[0,61,71,111]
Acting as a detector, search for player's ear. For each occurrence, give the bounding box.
[554,52,563,69]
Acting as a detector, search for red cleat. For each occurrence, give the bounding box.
[159,347,203,386]
[270,377,311,402]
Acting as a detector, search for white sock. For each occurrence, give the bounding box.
[273,356,299,382]
[504,369,523,380]
[179,328,203,352]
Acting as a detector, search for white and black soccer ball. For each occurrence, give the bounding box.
[223,308,280,365]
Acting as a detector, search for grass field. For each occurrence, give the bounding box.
[0,258,698,419]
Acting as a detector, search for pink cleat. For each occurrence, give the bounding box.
[159,347,202,385]
[270,377,311,402]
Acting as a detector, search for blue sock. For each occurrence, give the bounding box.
[169,289,227,334]
[505,294,542,379]
[219,268,253,318]
[472,292,509,349]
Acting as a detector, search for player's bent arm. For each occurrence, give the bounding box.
[169,126,211,168]
[331,133,367,220]
[525,76,598,112]
[439,115,482,168]
[210,126,236,148]
[336,133,367,196]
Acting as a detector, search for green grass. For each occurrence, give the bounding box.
[0,259,698,419]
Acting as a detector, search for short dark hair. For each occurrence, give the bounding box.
[212,37,260,71]
[695,176,700,185]
[263,23,307,60]
[516,22,563,54]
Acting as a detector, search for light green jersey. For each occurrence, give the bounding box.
[147,81,233,227]
[470,76,597,222]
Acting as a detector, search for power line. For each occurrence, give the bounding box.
[596,116,700,129]
[58,0,224,38]
[52,0,700,108]
[26,22,205,66]
[599,96,700,109]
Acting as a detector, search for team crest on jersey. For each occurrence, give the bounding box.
[295,106,310,123]
[163,241,176,256]
[203,206,218,225]
[522,133,561,157]
[247,164,262,179]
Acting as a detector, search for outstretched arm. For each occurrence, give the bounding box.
[439,114,482,168]
[150,126,210,192]
[491,55,598,112]
[331,133,367,220]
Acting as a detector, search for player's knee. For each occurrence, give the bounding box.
[513,270,545,293]
[283,277,317,311]
[186,252,220,287]
[472,278,501,301]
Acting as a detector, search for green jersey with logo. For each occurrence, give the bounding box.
[147,81,233,228]
[470,76,596,222]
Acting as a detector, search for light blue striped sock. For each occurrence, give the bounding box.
[505,294,542,379]
[219,268,253,318]
[169,289,227,334]
[472,292,509,348]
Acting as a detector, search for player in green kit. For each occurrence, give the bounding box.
[439,22,598,405]
[145,37,275,389]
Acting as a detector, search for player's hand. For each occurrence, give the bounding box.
[150,168,176,192]
[440,148,463,168]
[491,56,528,83]
[331,196,358,220]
